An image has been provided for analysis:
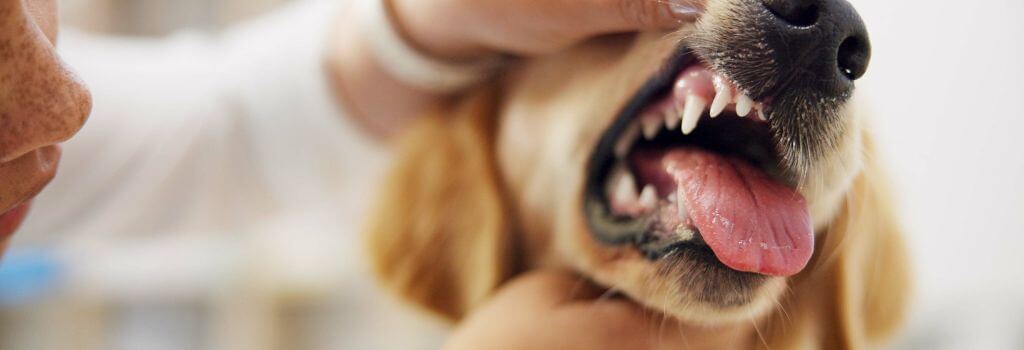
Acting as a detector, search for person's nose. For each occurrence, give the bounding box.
[0,0,91,162]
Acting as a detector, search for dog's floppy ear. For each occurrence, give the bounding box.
[765,135,911,349]
[829,142,911,347]
[365,88,521,322]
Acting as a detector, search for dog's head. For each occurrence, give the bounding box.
[368,0,909,347]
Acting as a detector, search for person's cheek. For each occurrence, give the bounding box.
[0,0,90,163]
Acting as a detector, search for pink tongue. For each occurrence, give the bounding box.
[663,148,813,276]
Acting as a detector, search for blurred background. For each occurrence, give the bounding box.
[2,0,1023,349]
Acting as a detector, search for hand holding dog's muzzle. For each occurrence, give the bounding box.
[388,0,706,60]
[329,0,707,139]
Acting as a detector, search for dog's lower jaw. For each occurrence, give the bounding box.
[560,111,867,326]
[557,195,791,327]
[561,123,864,327]
[657,277,788,326]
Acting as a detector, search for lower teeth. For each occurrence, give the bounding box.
[677,189,688,220]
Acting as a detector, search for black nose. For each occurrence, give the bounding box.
[760,0,871,90]
[763,0,820,26]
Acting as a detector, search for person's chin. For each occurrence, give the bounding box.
[0,145,62,244]
[0,201,32,241]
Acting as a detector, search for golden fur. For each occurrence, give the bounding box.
[366,26,910,350]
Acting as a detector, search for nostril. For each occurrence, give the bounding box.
[762,0,820,27]
[837,35,870,80]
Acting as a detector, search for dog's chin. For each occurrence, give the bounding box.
[657,245,784,311]
[574,236,789,326]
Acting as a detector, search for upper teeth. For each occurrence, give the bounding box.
[680,95,706,135]
[736,94,754,117]
[664,106,680,129]
[614,71,766,159]
[603,67,770,242]
[710,75,733,118]
[641,114,661,140]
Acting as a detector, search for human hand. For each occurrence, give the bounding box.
[0,0,91,257]
[443,270,753,350]
[329,0,705,139]
[391,0,705,60]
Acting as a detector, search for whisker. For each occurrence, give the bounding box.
[750,314,770,349]
[655,268,673,349]
[675,316,692,349]
[773,293,791,324]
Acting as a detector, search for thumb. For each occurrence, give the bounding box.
[490,270,608,309]
[588,0,706,31]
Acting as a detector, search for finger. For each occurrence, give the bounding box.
[446,271,652,350]
[445,271,698,350]
[584,0,706,32]
[549,301,688,349]
[496,272,702,348]
[480,274,690,349]
[491,270,608,309]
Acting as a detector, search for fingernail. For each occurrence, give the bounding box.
[668,0,702,17]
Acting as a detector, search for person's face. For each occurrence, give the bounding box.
[0,0,91,252]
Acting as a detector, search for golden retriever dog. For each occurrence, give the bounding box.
[367,0,910,348]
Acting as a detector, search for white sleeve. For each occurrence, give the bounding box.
[7,4,450,347]
[16,0,388,248]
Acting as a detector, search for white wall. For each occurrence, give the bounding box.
[853,0,1024,347]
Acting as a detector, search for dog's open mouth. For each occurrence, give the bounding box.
[585,50,814,277]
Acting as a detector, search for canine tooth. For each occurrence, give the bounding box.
[614,123,641,158]
[641,115,660,140]
[710,79,732,118]
[736,94,754,117]
[676,189,688,219]
[664,106,680,129]
[755,104,767,121]
[638,185,658,210]
[680,95,706,135]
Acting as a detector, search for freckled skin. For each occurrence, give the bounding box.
[0,0,91,251]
